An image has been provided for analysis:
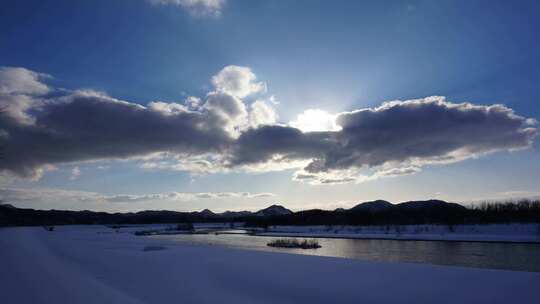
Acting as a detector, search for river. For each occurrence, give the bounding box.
[152,230,540,272]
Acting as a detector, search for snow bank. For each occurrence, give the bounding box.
[1,226,539,304]
[258,223,540,243]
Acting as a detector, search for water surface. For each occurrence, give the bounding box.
[153,232,540,272]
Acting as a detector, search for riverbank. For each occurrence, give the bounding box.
[123,222,540,244]
[1,226,539,304]
[254,223,540,243]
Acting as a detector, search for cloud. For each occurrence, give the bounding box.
[292,169,361,185]
[0,187,274,206]
[0,85,233,179]
[375,166,421,177]
[0,66,537,185]
[139,151,309,175]
[149,0,226,17]
[211,65,266,98]
[148,101,190,115]
[291,166,422,186]
[0,67,50,95]
[229,125,333,167]
[70,166,81,180]
[494,190,540,198]
[0,67,50,125]
[204,91,248,136]
[325,97,537,171]
[0,187,101,206]
[0,65,272,178]
[140,152,228,174]
[184,96,202,110]
[233,97,537,184]
[189,191,274,200]
[249,100,278,128]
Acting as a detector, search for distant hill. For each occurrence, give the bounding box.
[349,199,466,213]
[198,209,215,217]
[1,199,538,226]
[0,202,293,226]
[350,200,393,212]
[220,210,252,218]
[397,199,465,210]
[254,205,293,217]
[190,204,292,218]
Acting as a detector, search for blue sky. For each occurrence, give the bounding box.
[1,0,540,212]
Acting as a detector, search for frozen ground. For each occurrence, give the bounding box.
[1,226,539,304]
[258,223,540,243]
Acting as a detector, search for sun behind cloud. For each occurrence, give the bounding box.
[289,109,341,132]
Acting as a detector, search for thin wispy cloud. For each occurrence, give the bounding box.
[0,187,274,205]
[70,166,81,180]
[148,0,226,17]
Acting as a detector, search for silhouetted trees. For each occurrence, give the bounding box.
[467,200,540,223]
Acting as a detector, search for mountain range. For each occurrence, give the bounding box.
[3,199,539,226]
[192,204,294,218]
[0,199,472,226]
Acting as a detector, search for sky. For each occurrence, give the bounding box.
[1,0,540,212]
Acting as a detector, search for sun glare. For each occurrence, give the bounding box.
[289,109,341,132]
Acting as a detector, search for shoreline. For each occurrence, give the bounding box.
[251,232,540,244]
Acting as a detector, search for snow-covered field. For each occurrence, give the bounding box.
[258,223,540,243]
[1,226,539,304]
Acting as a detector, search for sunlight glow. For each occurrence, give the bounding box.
[289,109,341,132]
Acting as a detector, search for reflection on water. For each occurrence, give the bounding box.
[153,232,540,272]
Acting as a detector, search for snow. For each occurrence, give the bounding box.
[257,223,540,243]
[1,226,539,304]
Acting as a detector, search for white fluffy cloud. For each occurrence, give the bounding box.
[203,65,273,135]
[149,0,226,17]
[0,67,50,125]
[249,100,278,128]
[211,65,266,98]
[0,67,49,95]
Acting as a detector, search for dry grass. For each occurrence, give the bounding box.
[267,239,321,249]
